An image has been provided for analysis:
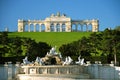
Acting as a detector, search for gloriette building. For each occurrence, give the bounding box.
[18,12,99,32]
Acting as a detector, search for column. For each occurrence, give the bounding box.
[86,24,88,32]
[65,23,68,32]
[91,20,99,32]
[28,24,31,32]
[18,20,25,32]
[39,24,41,32]
[92,24,95,32]
[91,24,93,32]
[34,24,36,32]
[60,23,62,32]
[81,24,83,32]
[76,24,78,32]
[45,23,50,32]
[54,23,57,32]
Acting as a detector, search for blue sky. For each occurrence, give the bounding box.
[0,0,120,32]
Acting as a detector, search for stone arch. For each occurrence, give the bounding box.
[82,24,87,32]
[77,24,81,32]
[87,23,92,32]
[30,24,34,32]
[62,23,66,32]
[41,24,45,32]
[71,24,76,32]
[50,23,54,32]
[24,24,29,32]
[56,23,60,32]
[36,24,39,32]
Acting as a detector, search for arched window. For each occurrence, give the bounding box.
[82,24,87,32]
[71,24,76,32]
[25,24,29,32]
[87,24,92,32]
[41,24,45,32]
[56,24,60,32]
[77,24,81,32]
[50,24,54,32]
[62,24,66,32]
[36,24,39,32]
[30,24,34,32]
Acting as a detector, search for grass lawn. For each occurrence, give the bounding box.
[8,32,92,48]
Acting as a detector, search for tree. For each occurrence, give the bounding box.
[36,42,51,57]
[115,26,120,31]
[0,32,9,57]
[59,44,72,57]
[110,30,120,65]
[100,29,120,65]
[0,32,8,46]
[59,37,91,59]
[22,38,51,61]
[22,38,37,61]
[77,37,91,57]
[7,37,23,58]
[89,32,102,56]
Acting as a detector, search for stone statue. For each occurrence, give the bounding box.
[56,12,60,17]
[80,58,84,65]
[63,56,73,65]
[35,56,43,65]
[75,55,84,65]
[49,46,58,56]
[59,53,62,59]
[23,56,31,65]
[63,57,68,65]
[76,56,81,64]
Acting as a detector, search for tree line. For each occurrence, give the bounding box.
[0,28,120,65]
[59,28,120,65]
[0,32,51,62]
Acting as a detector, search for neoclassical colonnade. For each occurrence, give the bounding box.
[18,12,99,32]
[71,20,99,32]
[18,20,70,32]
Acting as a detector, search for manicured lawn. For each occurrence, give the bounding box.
[8,32,92,48]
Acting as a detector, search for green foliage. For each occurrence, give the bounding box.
[115,26,120,31]
[1,30,120,64]
[0,32,51,62]
[59,29,120,64]
[0,32,9,57]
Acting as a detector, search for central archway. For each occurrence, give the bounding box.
[62,24,66,32]
[56,24,60,32]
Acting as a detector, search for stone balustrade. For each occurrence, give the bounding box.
[21,65,84,75]
[1,62,120,80]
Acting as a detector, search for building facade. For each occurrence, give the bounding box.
[18,12,99,32]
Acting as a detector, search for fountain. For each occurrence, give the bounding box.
[17,47,102,80]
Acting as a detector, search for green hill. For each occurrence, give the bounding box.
[8,32,92,48]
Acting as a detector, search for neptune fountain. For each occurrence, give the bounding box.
[17,47,95,80]
[22,46,76,66]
